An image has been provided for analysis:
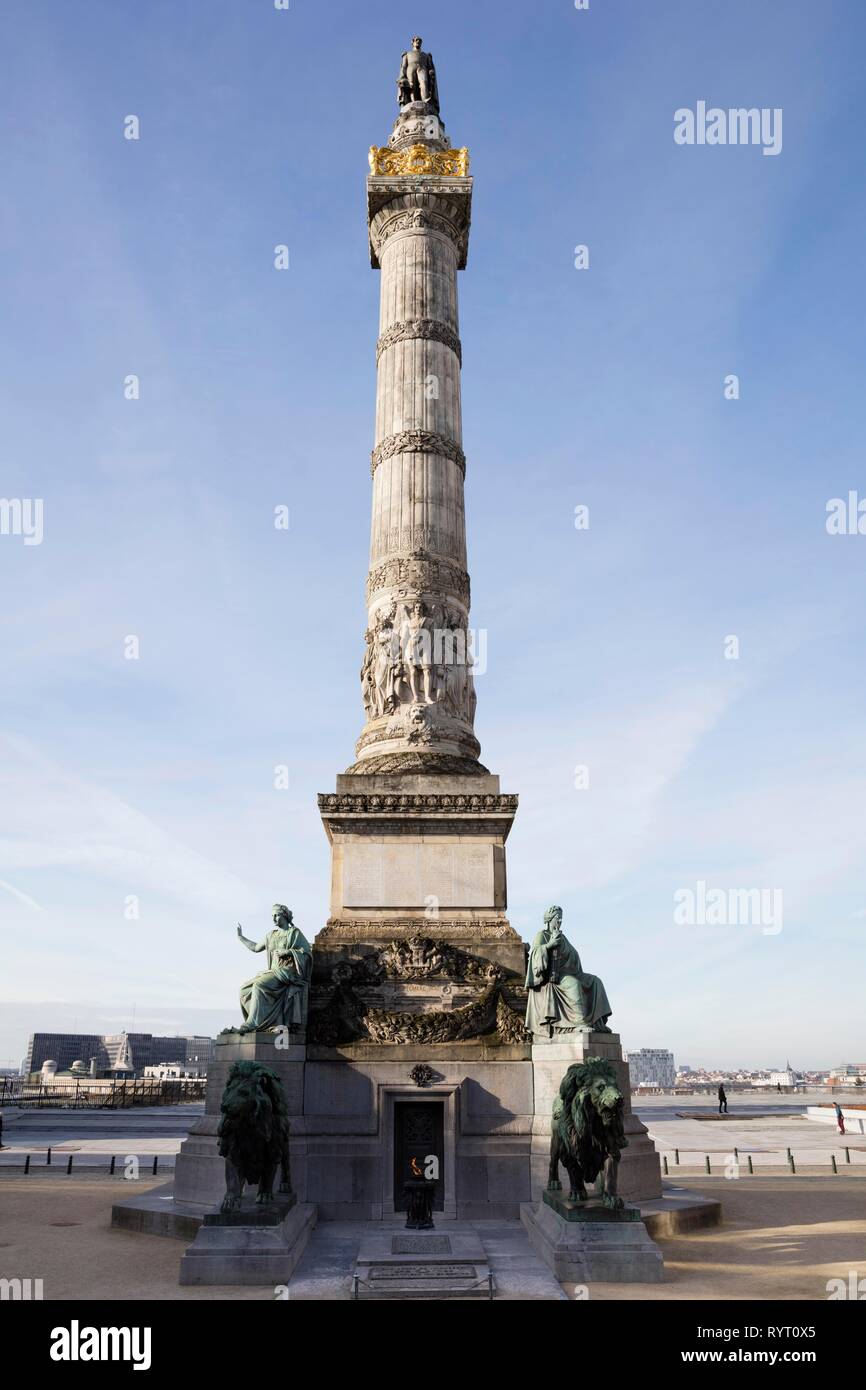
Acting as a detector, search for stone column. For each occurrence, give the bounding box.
[318,106,519,948]
[350,113,480,775]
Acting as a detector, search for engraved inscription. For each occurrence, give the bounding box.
[341,842,495,908]
[370,1264,477,1279]
[392,1235,452,1255]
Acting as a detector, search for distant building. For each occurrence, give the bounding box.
[627,1048,676,1088]
[25,1031,216,1080]
[769,1062,797,1089]
[143,1063,208,1080]
[828,1063,866,1088]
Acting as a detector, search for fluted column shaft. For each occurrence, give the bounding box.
[351,175,479,775]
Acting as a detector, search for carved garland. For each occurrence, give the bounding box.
[371,429,466,478]
[376,319,462,365]
[365,555,470,607]
[307,981,527,1048]
[322,937,519,985]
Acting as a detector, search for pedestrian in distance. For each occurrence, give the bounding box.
[834,1101,845,1135]
[718,1084,728,1114]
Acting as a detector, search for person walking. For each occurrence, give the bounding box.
[834,1101,845,1135]
[718,1084,728,1114]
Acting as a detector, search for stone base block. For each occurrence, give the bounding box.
[111,1182,207,1240]
[353,1225,492,1299]
[179,1202,316,1286]
[637,1183,723,1237]
[520,1200,663,1284]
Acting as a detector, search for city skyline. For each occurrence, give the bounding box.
[2,1,865,1069]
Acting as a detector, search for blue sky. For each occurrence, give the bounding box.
[1,0,864,1070]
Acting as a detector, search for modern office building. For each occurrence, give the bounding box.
[24,1031,216,1079]
[627,1048,677,1089]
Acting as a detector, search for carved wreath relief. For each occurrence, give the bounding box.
[307,935,528,1047]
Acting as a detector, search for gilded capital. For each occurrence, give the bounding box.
[368,143,470,177]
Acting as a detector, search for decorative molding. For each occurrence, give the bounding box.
[315,917,517,941]
[372,207,469,263]
[365,555,470,607]
[366,187,472,270]
[319,792,518,815]
[369,143,469,177]
[371,429,465,478]
[330,817,506,836]
[376,319,462,365]
[344,753,488,776]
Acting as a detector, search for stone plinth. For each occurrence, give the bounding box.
[530,1033,663,1202]
[543,1190,641,1222]
[353,1225,492,1299]
[521,1199,664,1284]
[179,1200,316,1287]
[318,773,519,952]
[172,1032,306,1209]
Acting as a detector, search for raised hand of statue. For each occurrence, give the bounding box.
[237,923,257,951]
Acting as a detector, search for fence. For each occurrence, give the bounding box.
[656,1145,866,1175]
[0,1076,205,1109]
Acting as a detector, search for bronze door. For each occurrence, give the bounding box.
[394,1101,444,1210]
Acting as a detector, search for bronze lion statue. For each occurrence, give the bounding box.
[216,1060,293,1213]
[547,1057,628,1209]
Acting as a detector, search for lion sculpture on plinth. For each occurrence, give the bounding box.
[217,1060,293,1213]
[547,1057,628,1209]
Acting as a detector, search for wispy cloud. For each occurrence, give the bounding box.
[0,735,254,913]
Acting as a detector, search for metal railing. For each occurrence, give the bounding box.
[352,1270,494,1300]
[0,1076,205,1109]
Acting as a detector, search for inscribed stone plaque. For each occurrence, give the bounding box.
[341,842,494,908]
[342,842,383,906]
[371,1264,477,1279]
[453,845,490,903]
[392,1235,452,1255]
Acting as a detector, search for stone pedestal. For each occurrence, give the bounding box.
[171,1032,307,1211]
[521,1198,663,1284]
[179,1198,316,1287]
[353,1225,492,1300]
[318,772,518,940]
[530,1034,663,1202]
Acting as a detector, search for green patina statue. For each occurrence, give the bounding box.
[217,1060,293,1212]
[548,1058,627,1209]
[231,904,312,1034]
[525,905,612,1037]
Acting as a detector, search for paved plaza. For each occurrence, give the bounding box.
[1,1169,861,1301]
[636,1093,866,1171]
